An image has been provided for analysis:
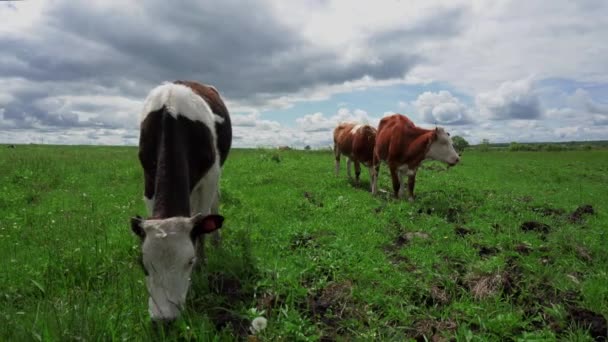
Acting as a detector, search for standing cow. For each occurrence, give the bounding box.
[372,114,459,201]
[333,122,377,188]
[130,80,232,322]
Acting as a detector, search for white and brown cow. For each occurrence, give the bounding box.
[130,80,232,322]
[372,114,459,201]
[333,122,377,188]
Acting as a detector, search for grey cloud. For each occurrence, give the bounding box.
[0,0,441,131]
[371,7,467,46]
[568,88,608,114]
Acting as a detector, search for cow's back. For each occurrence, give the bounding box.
[375,114,432,167]
[351,125,376,165]
[334,122,356,156]
[174,80,232,166]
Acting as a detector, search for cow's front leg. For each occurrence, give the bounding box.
[354,160,361,185]
[371,155,380,195]
[334,145,341,176]
[389,166,401,199]
[397,168,406,199]
[407,174,417,202]
[346,159,352,178]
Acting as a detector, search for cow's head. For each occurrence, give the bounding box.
[426,127,460,166]
[130,213,223,322]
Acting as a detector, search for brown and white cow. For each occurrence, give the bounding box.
[333,122,377,187]
[372,114,459,201]
[130,80,232,322]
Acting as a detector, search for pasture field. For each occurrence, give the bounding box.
[1,145,607,341]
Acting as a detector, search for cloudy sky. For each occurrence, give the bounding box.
[1,0,607,147]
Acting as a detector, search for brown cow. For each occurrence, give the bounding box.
[333,122,377,187]
[372,114,460,201]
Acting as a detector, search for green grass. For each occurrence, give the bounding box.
[1,145,607,341]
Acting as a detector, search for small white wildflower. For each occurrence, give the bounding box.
[250,316,267,334]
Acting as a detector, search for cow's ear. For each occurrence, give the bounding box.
[130,215,145,240]
[190,214,224,240]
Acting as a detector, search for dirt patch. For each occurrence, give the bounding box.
[418,208,434,215]
[418,205,466,224]
[468,273,503,300]
[387,232,430,250]
[430,285,450,306]
[467,258,523,300]
[408,318,458,342]
[568,204,595,223]
[206,272,252,337]
[520,221,552,234]
[303,191,324,207]
[256,292,283,316]
[211,310,251,336]
[290,232,318,250]
[520,195,533,203]
[454,226,473,237]
[304,281,363,340]
[383,232,428,270]
[514,243,533,255]
[531,206,566,217]
[575,245,593,263]
[445,207,464,223]
[567,307,608,341]
[474,244,499,258]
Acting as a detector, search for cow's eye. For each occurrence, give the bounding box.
[187,257,196,266]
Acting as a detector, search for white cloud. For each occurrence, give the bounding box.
[296,108,381,132]
[412,90,472,125]
[476,78,542,120]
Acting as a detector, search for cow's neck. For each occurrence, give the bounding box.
[406,130,434,169]
[152,117,192,219]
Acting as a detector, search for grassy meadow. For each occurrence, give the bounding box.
[1,145,607,341]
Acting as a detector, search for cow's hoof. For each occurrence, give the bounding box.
[407,196,415,202]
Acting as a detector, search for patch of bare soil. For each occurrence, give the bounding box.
[383,232,428,270]
[290,230,335,250]
[474,244,499,258]
[290,232,318,250]
[303,281,363,341]
[445,207,464,224]
[568,204,595,223]
[520,195,534,203]
[531,206,566,217]
[256,292,284,316]
[303,191,324,207]
[206,272,252,337]
[430,285,450,306]
[575,245,593,263]
[468,273,503,300]
[514,243,533,255]
[418,205,467,224]
[467,258,523,300]
[567,306,607,341]
[408,318,458,342]
[454,226,473,237]
[520,221,551,234]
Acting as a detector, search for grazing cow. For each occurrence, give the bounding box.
[372,114,459,201]
[130,80,232,322]
[333,122,377,187]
